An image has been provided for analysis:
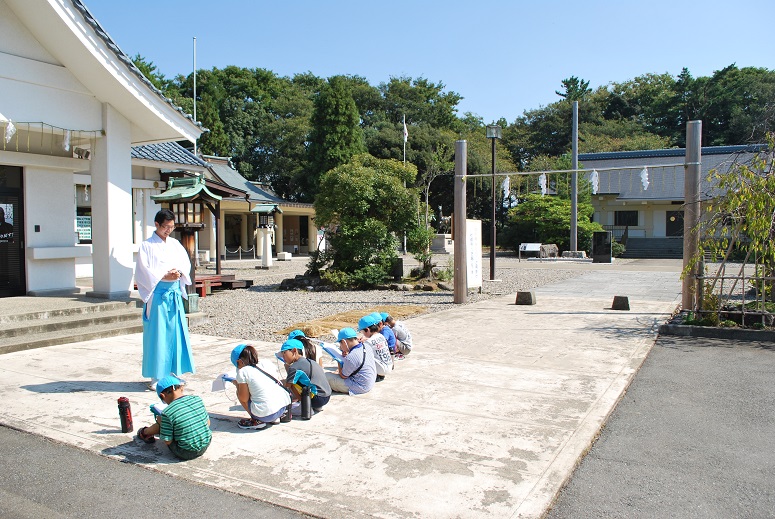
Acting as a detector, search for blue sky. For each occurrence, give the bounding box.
[86,0,774,124]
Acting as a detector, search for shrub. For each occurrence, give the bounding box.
[322,269,350,289]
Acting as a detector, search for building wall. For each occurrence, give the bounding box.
[24,166,78,292]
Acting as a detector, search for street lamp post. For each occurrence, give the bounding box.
[486,124,502,281]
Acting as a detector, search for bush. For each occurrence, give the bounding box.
[321,269,350,289]
[407,226,435,278]
[612,241,626,257]
[501,194,603,254]
[305,249,328,277]
[349,264,389,288]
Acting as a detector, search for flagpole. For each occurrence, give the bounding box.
[193,36,197,156]
[402,114,407,254]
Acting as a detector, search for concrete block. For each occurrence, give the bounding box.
[612,295,630,310]
[277,252,292,261]
[515,291,536,305]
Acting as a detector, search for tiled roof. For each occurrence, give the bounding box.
[70,0,202,131]
[131,142,209,168]
[203,156,285,204]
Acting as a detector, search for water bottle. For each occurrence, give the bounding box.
[117,396,133,433]
[300,387,312,420]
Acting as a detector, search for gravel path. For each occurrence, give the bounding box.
[189,256,587,343]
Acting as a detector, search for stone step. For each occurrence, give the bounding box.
[0,320,144,355]
[0,300,139,324]
[0,308,142,339]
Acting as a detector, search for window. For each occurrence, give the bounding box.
[614,210,638,226]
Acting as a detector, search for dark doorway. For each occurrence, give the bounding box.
[0,166,25,297]
[300,216,309,253]
[666,210,684,237]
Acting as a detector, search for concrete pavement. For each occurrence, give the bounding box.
[0,261,683,518]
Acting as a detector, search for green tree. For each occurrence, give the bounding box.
[556,76,592,101]
[501,194,602,253]
[196,91,229,156]
[694,135,775,298]
[132,54,171,91]
[307,76,366,201]
[314,154,418,288]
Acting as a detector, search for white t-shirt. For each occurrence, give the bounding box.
[364,333,392,376]
[236,365,291,419]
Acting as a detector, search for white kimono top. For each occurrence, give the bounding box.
[135,232,192,311]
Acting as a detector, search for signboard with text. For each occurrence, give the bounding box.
[466,219,482,289]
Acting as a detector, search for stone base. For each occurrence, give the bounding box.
[562,250,587,259]
[255,265,280,270]
[84,290,131,300]
[431,234,454,254]
[27,287,80,297]
[277,252,292,261]
[515,291,537,305]
[612,295,630,310]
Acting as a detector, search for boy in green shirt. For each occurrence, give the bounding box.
[137,375,211,460]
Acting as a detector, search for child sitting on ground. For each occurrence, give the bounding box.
[324,328,377,395]
[279,339,332,413]
[288,329,324,367]
[360,314,393,381]
[230,344,291,430]
[385,314,412,357]
[137,375,212,460]
[377,312,398,356]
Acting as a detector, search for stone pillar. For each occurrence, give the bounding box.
[240,214,248,250]
[308,216,318,252]
[88,104,132,299]
[275,214,284,254]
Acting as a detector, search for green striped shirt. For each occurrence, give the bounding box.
[160,395,211,452]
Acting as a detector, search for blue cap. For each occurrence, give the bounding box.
[231,343,248,368]
[370,312,383,323]
[288,329,306,340]
[156,375,184,397]
[280,339,304,351]
[337,327,358,341]
[380,312,389,322]
[358,315,377,330]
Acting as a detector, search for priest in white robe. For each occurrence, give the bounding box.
[135,209,195,388]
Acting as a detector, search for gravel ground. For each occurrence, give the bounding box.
[189,255,587,343]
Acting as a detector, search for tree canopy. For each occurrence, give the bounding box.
[131,58,775,240]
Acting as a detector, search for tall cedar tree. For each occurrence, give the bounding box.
[306,76,366,202]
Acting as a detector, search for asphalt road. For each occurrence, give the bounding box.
[0,426,309,519]
[546,335,775,519]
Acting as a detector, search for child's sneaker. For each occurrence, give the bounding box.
[238,418,267,430]
[393,352,405,360]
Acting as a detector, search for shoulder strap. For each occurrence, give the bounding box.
[251,365,289,393]
[346,344,367,378]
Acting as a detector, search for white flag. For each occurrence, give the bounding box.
[5,121,16,144]
[501,175,510,207]
[640,167,649,191]
[403,121,408,143]
[538,173,547,196]
[589,169,599,195]
[63,130,71,152]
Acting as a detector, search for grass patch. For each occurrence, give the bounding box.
[277,305,426,338]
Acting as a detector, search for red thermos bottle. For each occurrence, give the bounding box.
[118,396,133,433]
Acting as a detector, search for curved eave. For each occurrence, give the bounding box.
[6,0,202,144]
[151,184,222,203]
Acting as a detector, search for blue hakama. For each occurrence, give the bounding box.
[142,280,195,380]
